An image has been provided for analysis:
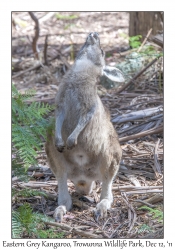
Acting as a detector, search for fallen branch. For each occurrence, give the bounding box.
[119,98,163,111]
[112,106,163,123]
[12,53,68,79]
[44,35,48,65]
[109,221,129,238]
[154,138,162,174]
[28,12,40,60]
[72,228,102,239]
[112,185,163,192]
[125,189,163,195]
[142,194,163,205]
[44,221,72,231]
[15,180,58,188]
[12,62,41,79]
[118,118,159,136]
[134,194,163,208]
[121,192,137,232]
[119,125,163,143]
[151,33,163,48]
[117,114,163,138]
[44,221,102,238]
[133,199,156,208]
[137,28,152,53]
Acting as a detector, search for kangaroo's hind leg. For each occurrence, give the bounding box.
[45,135,72,222]
[94,158,120,221]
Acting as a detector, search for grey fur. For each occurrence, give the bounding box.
[45,32,123,221]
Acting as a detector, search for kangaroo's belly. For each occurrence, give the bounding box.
[63,148,102,181]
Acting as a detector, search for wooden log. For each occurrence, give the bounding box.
[112,106,163,123]
[119,125,163,143]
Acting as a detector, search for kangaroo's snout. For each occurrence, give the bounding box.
[75,31,104,68]
[86,32,100,45]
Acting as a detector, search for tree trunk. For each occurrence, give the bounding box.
[129,12,163,39]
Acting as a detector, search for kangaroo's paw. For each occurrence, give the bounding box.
[66,135,77,150]
[94,199,111,222]
[53,205,67,222]
[55,138,65,152]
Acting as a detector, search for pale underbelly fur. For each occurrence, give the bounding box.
[65,149,101,194]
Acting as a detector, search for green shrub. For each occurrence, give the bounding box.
[12,84,54,171]
[129,35,142,48]
[12,203,64,238]
[138,206,163,222]
[12,187,48,198]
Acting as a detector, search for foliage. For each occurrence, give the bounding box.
[119,33,142,48]
[12,203,64,238]
[12,85,59,238]
[55,13,78,20]
[140,45,163,58]
[129,35,142,48]
[137,224,152,234]
[37,228,64,239]
[12,84,54,171]
[12,210,23,238]
[138,206,163,222]
[12,187,48,198]
[12,159,31,182]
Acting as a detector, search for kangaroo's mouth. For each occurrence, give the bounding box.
[86,32,100,46]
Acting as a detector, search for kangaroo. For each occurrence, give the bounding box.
[45,32,125,222]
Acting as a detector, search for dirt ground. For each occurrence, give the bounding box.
[12,12,163,239]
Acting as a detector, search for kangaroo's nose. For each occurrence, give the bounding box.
[93,32,99,38]
[89,32,99,38]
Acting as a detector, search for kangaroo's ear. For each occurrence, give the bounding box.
[103,66,125,82]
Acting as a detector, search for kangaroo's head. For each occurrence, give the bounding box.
[76,32,105,68]
[74,32,125,82]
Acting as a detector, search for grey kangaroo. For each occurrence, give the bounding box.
[45,32,125,222]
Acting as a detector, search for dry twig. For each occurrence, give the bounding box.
[44,35,48,65]
[44,221,102,238]
[119,125,163,143]
[121,192,137,232]
[154,138,162,174]
[125,189,163,195]
[134,194,163,208]
[112,106,163,123]
[112,185,163,192]
[137,28,152,53]
[28,12,40,60]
